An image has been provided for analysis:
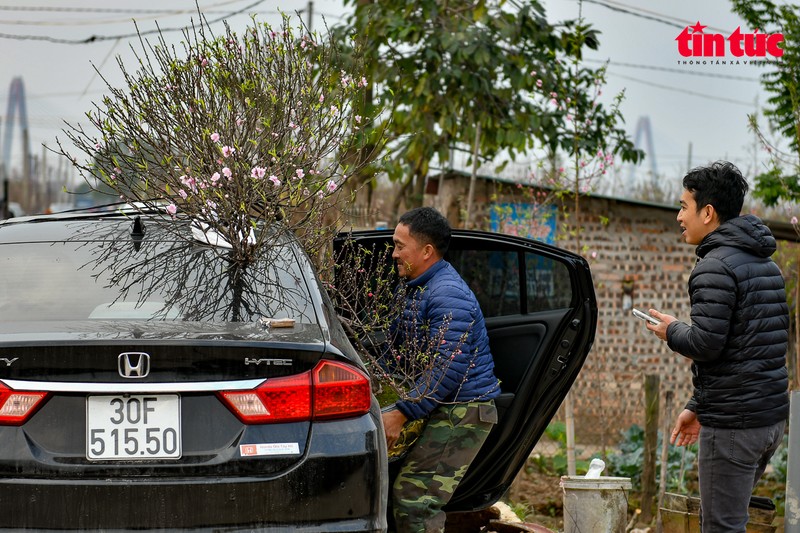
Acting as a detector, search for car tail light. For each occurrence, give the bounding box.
[313,360,372,420]
[0,383,48,425]
[220,373,312,424]
[219,360,371,424]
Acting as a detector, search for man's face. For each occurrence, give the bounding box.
[677,189,713,245]
[392,223,428,279]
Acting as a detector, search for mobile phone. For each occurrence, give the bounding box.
[632,308,660,325]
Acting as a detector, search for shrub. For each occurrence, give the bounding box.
[604,424,697,493]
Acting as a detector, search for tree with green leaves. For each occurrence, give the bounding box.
[330,0,642,221]
[731,1,800,386]
[730,0,800,206]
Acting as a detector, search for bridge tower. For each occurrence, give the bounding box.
[627,115,658,187]
[1,76,31,181]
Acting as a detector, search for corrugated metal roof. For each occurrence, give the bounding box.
[432,169,799,242]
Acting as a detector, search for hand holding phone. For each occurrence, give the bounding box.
[632,308,661,325]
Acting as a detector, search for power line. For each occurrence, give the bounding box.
[80,38,121,100]
[585,58,761,82]
[580,0,733,33]
[596,0,696,27]
[0,0,267,44]
[610,72,755,107]
[0,1,242,15]
[9,89,105,99]
[0,17,185,27]
[0,9,343,28]
[0,1,264,27]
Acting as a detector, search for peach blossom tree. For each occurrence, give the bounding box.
[56,13,374,267]
[55,12,480,409]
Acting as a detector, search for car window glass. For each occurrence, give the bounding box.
[448,249,520,316]
[447,248,573,317]
[0,240,315,324]
[525,252,572,311]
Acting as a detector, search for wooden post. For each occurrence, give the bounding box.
[641,374,660,524]
[786,256,800,389]
[786,391,800,532]
[656,390,674,533]
[306,1,313,30]
[565,392,576,476]
[1,179,7,219]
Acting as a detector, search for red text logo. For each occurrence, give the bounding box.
[676,22,784,58]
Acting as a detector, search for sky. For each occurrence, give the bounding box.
[542,0,779,194]
[0,0,788,200]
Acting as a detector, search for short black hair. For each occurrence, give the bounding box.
[398,207,451,256]
[683,161,748,223]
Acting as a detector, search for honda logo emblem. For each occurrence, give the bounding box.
[118,352,150,378]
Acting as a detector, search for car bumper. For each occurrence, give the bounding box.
[0,414,388,532]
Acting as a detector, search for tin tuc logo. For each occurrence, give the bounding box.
[676,21,784,58]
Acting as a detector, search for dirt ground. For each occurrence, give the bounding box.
[499,465,786,533]
[506,466,565,531]
[442,464,566,533]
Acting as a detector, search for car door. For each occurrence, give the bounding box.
[333,228,597,511]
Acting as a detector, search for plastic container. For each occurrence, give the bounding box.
[560,476,633,533]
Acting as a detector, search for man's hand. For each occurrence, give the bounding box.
[382,409,408,450]
[647,309,676,341]
[670,409,700,446]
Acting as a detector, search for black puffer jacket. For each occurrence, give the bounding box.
[667,214,789,429]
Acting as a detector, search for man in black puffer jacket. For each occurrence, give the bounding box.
[645,161,789,533]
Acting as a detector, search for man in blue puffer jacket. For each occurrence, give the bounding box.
[382,207,499,533]
[646,161,789,532]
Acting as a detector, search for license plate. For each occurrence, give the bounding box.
[86,395,181,460]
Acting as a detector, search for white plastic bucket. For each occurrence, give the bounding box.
[560,476,633,533]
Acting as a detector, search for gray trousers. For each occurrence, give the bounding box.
[698,420,784,532]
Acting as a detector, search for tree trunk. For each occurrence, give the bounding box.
[389,170,416,223]
[410,169,426,208]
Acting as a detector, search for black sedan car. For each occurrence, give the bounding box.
[0,208,596,531]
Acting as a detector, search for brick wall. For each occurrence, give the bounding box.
[430,172,698,443]
[571,197,695,443]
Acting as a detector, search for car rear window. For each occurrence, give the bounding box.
[0,240,316,324]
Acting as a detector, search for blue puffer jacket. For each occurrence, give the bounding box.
[390,259,500,421]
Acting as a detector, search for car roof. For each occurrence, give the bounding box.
[0,207,292,247]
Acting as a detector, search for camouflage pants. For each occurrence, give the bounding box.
[392,400,497,533]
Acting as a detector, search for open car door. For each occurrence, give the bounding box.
[333,228,597,512]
